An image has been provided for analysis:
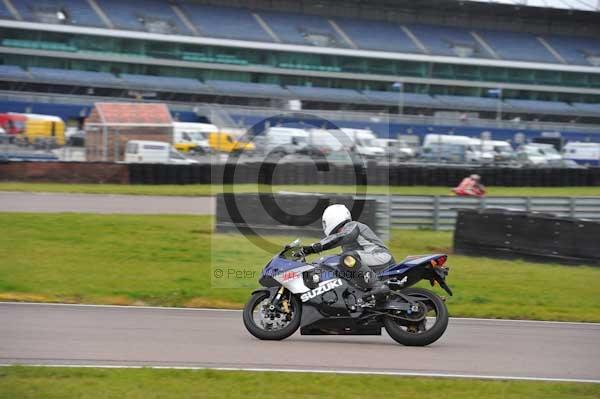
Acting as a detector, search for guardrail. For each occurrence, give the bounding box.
[373,195,600,230]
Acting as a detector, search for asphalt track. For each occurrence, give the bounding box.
[1,303,599,383]
[0,192,214,214]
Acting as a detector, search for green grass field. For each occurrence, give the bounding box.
[1,367,598,399]
[1,213,599,321]
[1,182,600,197]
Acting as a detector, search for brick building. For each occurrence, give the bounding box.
[85,102,172,162]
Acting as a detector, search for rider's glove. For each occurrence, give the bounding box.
[302,243,322,254]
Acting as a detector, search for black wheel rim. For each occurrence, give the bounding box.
[391,299,439,335]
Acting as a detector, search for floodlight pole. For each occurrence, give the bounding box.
[496,89,503,122]
[392,81,404,123]
[102,125,108,162]
[398,84,404,117]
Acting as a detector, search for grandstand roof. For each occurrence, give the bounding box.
[468,0,599,12]
[350,0,600,15]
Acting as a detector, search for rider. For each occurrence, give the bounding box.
[452,174,486,197]
[302,204,394,294]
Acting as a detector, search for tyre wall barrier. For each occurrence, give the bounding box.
[453,208,600,265]
[1,161,599,186]
[128,163,600,186]
[0,161,129,184]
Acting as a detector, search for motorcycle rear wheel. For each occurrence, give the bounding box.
[383,287,448,346]
[243,290,301,340]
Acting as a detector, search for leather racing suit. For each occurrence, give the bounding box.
[313,221,395,273]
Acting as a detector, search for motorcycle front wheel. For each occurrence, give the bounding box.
[383,287,448,346]
[243,290,301,340]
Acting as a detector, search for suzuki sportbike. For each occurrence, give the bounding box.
[243,239,453,346]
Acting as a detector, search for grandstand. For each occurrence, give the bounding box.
[0,0,599,142]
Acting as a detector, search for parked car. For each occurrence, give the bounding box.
[0,127,8,143]
[546,159,586,169]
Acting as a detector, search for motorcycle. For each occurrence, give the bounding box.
[243,239,453,346]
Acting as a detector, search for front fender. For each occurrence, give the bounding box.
[251,287,280,298]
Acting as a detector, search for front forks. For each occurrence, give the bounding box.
[269,286,288,313]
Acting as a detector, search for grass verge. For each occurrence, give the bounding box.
[1,367,599,399]
[1,182,600,197]
[0,367,600,399]
[1,213,599,322]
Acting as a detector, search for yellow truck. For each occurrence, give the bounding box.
[173,122,215,154]
[208,131,255,153]
[20,114,65,146]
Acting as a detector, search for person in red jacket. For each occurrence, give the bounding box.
[452,174,486,197]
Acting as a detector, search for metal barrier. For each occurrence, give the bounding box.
[372,195,600,230]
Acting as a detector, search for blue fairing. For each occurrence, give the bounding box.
[318,255,341,268]
[261,256,307,279]
[315,255,341,280]
[379,254,444,278]
[263,253,444,280]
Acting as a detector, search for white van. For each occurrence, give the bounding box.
[516,145,548,165]
[173,122,215,153]
[374,138,415,160]
[340,128,385,158]
[124,140,198,164]
[262,127,309,156]
[527,143,563,163]
[308,129,346,153]
[423,134,493,163]
[480,140,515,162]
[563,142,600,166]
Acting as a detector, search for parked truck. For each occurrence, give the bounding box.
[172,122,215,154]
[0,113,26,143]
[563,142,600,166]
[208,131,255,153]
[12,113,66,147]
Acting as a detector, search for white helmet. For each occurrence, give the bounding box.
[322,204,352,235]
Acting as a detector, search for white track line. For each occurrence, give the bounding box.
[2,301,599,326]
[0,364,598,384]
